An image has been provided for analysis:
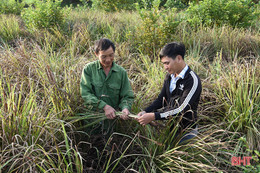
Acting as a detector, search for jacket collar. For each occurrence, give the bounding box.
[98,61,119,72]
[183,66,191,79]
[167,66,191,81]
[170,65,188,80]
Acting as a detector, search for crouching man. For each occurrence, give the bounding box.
[137,42,202,144]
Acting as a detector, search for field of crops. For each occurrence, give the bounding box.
[0,0,259,172]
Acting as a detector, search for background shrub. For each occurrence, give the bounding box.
[133,0,181,56]
[186,0,259,28]
[91,0,138,11]
[164,0,188,10]
[21,0,67,31]
[0,0,25,15]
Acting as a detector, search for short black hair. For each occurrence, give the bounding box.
[159,42,185,60]
[94,38,115,54]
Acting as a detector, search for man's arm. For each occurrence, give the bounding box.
[154,71,201,120]
[118,70,134,111]
[137,77,168,124]
[137,76,167,117]
[80,66,107,109]
[144,78,168,113]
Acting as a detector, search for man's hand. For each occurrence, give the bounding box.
[120,108,130,120]
[137,113,155,126]
[103,105,116,119]
[137,111,146,117]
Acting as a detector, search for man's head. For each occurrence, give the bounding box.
[159,42,185,60]
[159,42,186,75]
[94,38,115,69]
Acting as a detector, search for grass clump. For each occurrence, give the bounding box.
[0,15,24,44]
[209,54,260,151]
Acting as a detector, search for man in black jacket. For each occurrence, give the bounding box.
[137,42,202,142]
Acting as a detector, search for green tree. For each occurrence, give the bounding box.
[0,0,25,15]
[186,0,259,28]
[21,0,67,31]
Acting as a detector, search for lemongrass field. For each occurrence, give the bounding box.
[0,2,259,173]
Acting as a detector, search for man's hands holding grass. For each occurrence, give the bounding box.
[120,108,130,120]
[103,105,116,119]
[104,105,131,120]
[104,105,155,124]
[136,111,155,126]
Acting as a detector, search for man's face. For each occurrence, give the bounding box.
[161,56,179,75]
[96,46,115,68]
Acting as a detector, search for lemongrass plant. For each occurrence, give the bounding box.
[102,117,244,172]
[0,14,22,43]
[209,53,260,151]
[0,72,83,172]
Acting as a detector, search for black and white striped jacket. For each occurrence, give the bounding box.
[145,66,202,129]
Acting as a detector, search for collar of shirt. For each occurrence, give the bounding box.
[170,65,188,93]
[97,61,119,72]
[170,64,188,80]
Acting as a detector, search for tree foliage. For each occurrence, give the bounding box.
[21,0,67,31]
[186,0,259,28]
[0,0,25,15]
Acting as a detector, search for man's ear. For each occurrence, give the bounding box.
[176,55,182,61]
